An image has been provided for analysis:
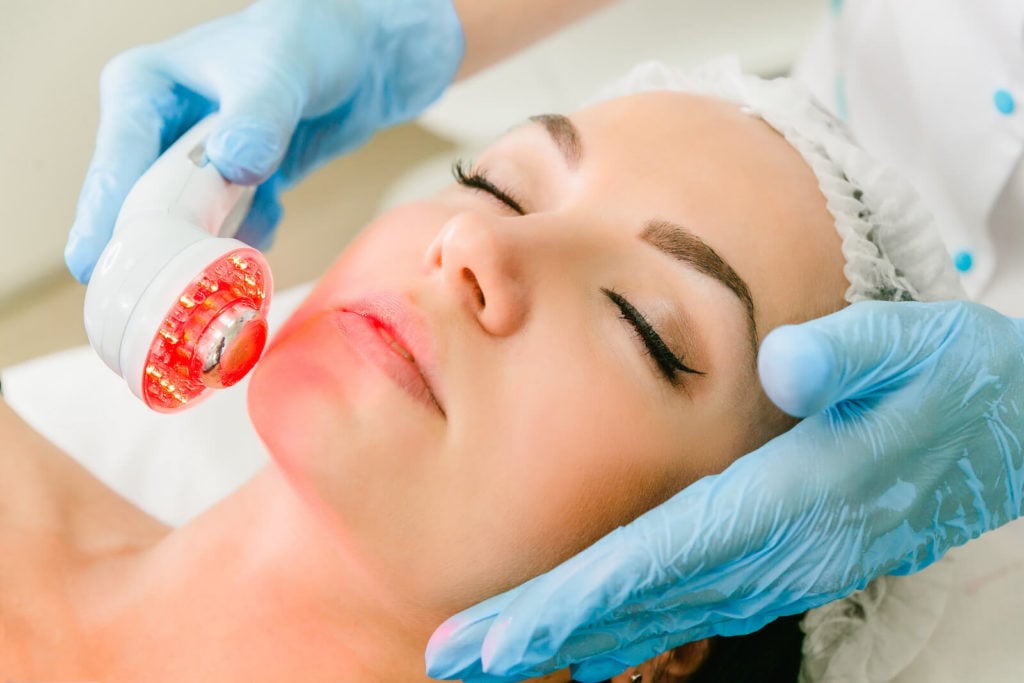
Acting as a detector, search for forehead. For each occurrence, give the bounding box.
[569,90,810,204]
[566,90,849,336]
[578,90,768,142]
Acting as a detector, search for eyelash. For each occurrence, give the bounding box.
[450,160,702,386]
[603,288,705,386]
[452,160,526,215]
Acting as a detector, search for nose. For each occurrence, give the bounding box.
[423,211,528,336]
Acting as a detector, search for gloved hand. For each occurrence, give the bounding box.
[424,300,1024,682]
[66,0,464,283]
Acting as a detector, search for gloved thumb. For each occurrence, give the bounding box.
[757,300,965,417]
[205,85,303,185]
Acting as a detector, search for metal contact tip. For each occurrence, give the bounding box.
[196,301,269,389]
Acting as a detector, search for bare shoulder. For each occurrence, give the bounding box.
[0,397,168,552]
[0,399,64,675]
[0,398,166,676]
[0,398,63,527]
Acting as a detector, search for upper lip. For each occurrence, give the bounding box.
[340,293,445,415]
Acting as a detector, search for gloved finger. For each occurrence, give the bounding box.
[476,612,720,681]
[234,179,284,251]
[569,656,631,683]
[475,525,644,676]
[425,587,522,680]
[460,673,546,683]
[566,615,774,683]
[66,51,179,283]
[757,300,965,417]
[568,640,685,683]
[567,635,665,683]
[204,77,304,185]
[502,600,792,681]
[484,627,656,681]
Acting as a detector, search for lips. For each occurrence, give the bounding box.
[332,294,444,415]
[372,321,415,362]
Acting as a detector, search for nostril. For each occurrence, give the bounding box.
[462,267,485,307]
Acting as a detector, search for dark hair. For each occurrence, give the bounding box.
[685,613,804,683]
[589,612,805,683]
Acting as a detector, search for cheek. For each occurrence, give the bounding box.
[483,363,766,589]
[452,351,694,590]
[268,201,450,345]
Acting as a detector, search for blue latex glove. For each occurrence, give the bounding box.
[66,0,464,283]
[425,300,1024,682]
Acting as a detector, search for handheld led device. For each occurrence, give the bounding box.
[84,115,273,413]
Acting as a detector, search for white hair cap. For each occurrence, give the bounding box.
[591,58,966,304]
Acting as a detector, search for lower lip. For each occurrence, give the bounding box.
[329,310,439,412]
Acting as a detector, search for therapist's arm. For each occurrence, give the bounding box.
[453,0,616,78]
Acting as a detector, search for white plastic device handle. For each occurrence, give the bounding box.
[83,115,271,411]
[114,115,254,240]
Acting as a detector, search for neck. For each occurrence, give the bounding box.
[70,467,446,682]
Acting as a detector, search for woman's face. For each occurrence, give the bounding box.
[247,91,848,612]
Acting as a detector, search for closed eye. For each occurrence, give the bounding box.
[603,288,704,386]
[452,160,526,215]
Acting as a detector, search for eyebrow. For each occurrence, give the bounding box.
[528,114,582,169]
[641,220,758,361]
[529,113,759,361]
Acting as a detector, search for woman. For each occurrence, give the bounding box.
[62,3,1024,677]
[2,63,958,681]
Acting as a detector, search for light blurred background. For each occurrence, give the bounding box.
[0,0,825,370]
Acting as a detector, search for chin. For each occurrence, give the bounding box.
[246,309,424,498]
[246,311,351,471]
